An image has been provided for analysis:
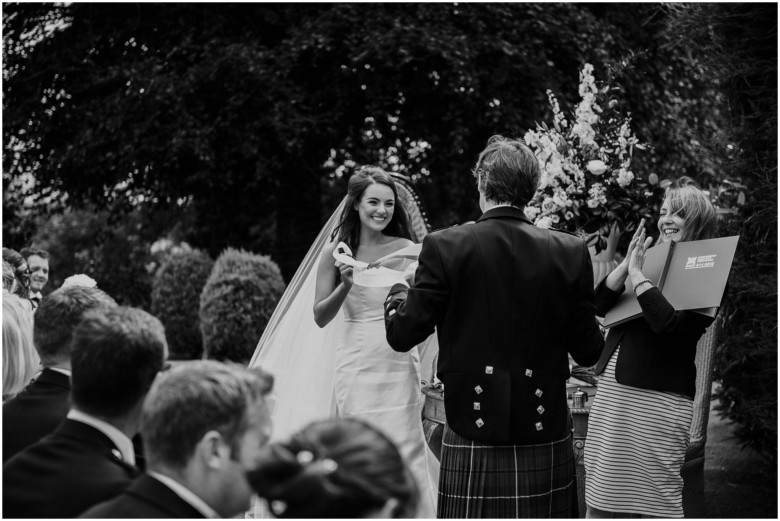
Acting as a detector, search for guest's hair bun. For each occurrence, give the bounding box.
[247,418,419,518]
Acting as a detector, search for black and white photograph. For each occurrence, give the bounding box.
[2,2,776,518]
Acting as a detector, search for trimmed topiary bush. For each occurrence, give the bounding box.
[199,248,285,364]
[151,248,214,361]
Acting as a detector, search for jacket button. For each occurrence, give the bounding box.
[485,366,493,374]
[535,422,543,431]
[474,385,483,394]
[535,388,543,397]
[537,405,545,415]
[476,418,484,428]
[473,402,481,410]
[525,369,533,377]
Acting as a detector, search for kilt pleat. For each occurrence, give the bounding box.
[437,425,577,518]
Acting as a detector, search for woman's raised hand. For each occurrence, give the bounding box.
[628,226,654,279]
[604,219,646,292]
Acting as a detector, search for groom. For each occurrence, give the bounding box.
[384,135,604,518]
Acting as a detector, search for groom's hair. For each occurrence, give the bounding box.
[141,360,274,470]
[473,135,540,207]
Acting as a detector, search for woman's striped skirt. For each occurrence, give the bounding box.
[584,345,693,518]
[437,423,577,518]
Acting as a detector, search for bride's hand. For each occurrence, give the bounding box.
[336,261,354,289]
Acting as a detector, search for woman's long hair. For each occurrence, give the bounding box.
[3,294,39,401]
[2,248,31,300]
[330,167,413,251]
[663,176,717,243]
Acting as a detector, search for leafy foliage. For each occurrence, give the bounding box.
[3,3,724,278]
[664,3,777,462]
[151,249,214,360]
[199,248,285,364]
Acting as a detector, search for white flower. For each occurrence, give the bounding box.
[586,160,608,176]
[62,274,98,289]
[524,206,541,220]
[616,168,635,188]
[536,216,554,229]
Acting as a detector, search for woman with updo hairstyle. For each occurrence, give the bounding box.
[248,418,419,518]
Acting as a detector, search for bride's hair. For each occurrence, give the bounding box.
[247,418,420,518]
[331,167,413,250]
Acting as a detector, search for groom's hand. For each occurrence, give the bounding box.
[384,283,409,319]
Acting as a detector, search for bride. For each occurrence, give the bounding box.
[248,167,439,518]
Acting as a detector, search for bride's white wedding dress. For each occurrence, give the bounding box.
[247,200,439,518]
[336,253,439,518]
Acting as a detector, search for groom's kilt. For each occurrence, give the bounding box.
[437,425,578,518]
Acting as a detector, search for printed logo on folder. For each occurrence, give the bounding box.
[685,255,717,269]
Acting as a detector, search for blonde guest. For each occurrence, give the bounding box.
[3,294,40,401]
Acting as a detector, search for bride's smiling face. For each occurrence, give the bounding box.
[355,183,396,233]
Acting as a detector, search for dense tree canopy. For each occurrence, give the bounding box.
[4,3,723,277]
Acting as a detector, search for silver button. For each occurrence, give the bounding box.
[535,388,543,398]
[388,309,397,316]
[473,402,481,410]
[475,385,483,394]
[476,418,484,428]
[525,369,533,377]
[537,405,545,415]
[535,422,543,431]
[485,366,493,374]
[111,448,122,461]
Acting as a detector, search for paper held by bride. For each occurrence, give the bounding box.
[333,242,422,287]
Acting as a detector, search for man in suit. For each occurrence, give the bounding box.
[384,135,605,518]
[3,306,168,518]
[2,285,117,462]
[20,246,50,309]
[81,360,274,518]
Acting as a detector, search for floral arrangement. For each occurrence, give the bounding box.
[524,64,659,252]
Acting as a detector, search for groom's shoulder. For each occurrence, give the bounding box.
[427,221,476,240]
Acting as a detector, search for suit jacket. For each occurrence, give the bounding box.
[2,368,147,471]
[593,280,716,399]
[79,474,206,518]
[3,418,139,518]
[3,367,71,462]
[385,206,604,444]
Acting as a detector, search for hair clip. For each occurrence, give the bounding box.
[270,500,287,515]
[321,458,338,473]
[296,450,314,464]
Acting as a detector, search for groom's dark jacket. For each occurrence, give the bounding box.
[385,206,604,444]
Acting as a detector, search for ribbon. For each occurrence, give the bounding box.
[333,242,421,287]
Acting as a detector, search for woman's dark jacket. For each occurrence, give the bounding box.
[593,280,716,400]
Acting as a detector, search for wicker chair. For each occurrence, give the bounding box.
[681,316,721,517]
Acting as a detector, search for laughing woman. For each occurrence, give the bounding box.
[584,177,719,518]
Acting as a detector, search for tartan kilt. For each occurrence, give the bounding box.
[437,424,578,518]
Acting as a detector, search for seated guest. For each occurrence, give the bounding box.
[80,360,274,518]
[3,306,168,518]
[248,418,419,518]
[20,247,51,309]
[3,285,117,462]
[2,294,40,402]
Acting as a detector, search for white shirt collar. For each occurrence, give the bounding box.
[47,367,72,377]
[66,409,135,466]
[148,471,220,519]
